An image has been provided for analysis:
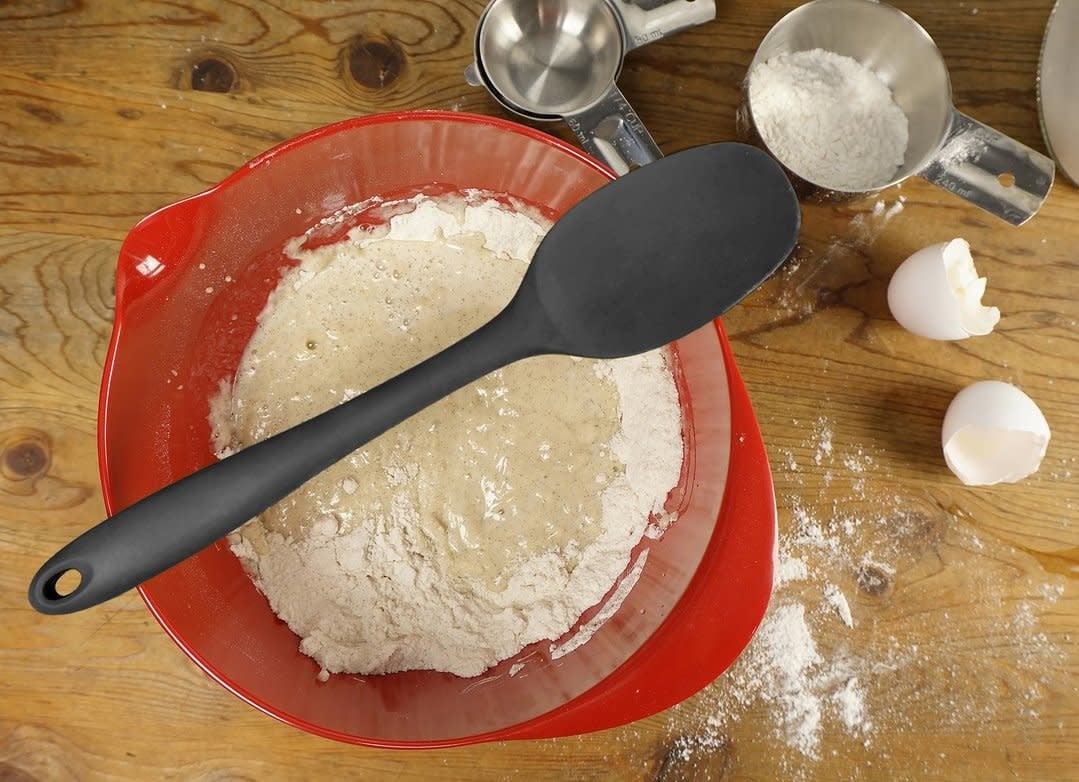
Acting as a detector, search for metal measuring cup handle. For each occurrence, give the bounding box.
[564,0,716,172]
[920,110,1056,227]
[614,0,717,50]
[462,61,662,175]
[565,86,663,175]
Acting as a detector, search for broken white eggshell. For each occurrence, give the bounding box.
[887,239,1001,340]
[941,380,1051,486]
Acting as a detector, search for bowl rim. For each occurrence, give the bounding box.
[98,110,776,747]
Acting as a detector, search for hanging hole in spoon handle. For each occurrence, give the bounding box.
[564,85,663,175]
[39,567,83,601]
[919,109,1056,227]
[614,0,716,51]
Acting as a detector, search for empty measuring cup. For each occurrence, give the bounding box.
[466,0,715,174]
[739,0,1055,226]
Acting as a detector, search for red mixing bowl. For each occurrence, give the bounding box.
[99,110,776,746]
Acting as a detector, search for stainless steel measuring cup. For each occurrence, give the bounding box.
[466,0,715,174]
[738,0,1056,226]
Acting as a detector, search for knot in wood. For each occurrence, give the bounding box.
[190,57,238,93]
[2,429,51,481]
[856,563,893,597]
[345,34,404,90]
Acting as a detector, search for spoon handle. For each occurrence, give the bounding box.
[29,302,544,614]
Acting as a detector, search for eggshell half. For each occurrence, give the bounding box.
[941,380,1051,486]
[887,239,1001,340]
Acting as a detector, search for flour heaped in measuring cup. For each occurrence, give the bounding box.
[208,192,685,678]
[748,48,909,191]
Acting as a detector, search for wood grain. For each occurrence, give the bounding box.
[3,1,1076,780]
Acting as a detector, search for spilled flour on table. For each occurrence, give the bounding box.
[665,413,1070,778]
[776,195,905,318]
[691,497,877,760]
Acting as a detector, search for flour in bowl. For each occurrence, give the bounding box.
[209,192,684,678]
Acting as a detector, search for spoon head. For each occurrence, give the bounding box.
[526,142,800,358]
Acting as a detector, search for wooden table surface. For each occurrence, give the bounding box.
[3,1,1076,779]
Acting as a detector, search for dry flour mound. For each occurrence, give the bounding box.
[212,193,684,678]
[749,48,909,190]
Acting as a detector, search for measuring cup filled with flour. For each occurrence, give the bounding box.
[738,0,1055,226]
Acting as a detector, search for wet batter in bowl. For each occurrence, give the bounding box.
[210,193,684,678]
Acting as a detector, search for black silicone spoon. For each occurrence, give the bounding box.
[29,142,799,615]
